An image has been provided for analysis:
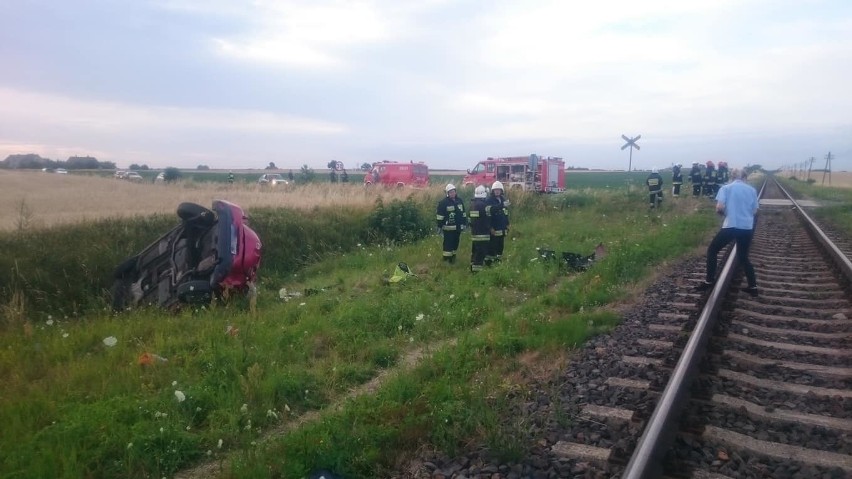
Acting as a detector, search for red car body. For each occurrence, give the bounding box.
[111,199,261,311]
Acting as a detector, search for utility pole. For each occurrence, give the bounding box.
[806,157,815,182]
[822,151,833,186]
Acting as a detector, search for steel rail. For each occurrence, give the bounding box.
[773,178,852,284]
[621,178,768,479]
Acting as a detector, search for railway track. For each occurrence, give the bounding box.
[397,177,851,479]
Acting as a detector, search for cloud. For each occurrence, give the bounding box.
[210,1,393,69]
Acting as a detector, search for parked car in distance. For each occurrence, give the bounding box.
[258,173,288,186]
[125,172,144,182]
[155,172,165,182]
[114,170,127,179]
[54,168,68,174]
[111,200,262,311]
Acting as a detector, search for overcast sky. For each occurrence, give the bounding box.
[1,0,850,171]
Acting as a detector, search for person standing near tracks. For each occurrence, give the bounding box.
[671,163,683,197]
[436,183,467,264]
[696,168,759,296]
[703,161,717,197]
[689,162,703,197]
[467,185,490,272]
[646,168,664,208]
[485,181,510,265]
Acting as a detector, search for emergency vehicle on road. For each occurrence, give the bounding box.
[462,154,565,193]
[363,161,430,188]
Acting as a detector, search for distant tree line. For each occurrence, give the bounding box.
[1,154,116,170]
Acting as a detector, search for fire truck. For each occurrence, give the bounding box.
[462,154,565,193]
[363,161,430,188]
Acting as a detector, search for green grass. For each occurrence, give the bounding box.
[0,182,721,478]
[775,175,852,240]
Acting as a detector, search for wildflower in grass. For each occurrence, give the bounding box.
[127,442,133,449]
[154,411,167,418]
[217,439,223,449]
[266,409,278,419]
[415,313,424,321]
[62,333,69,338]
[240,403,248,413]
[46,319,54,326]
[449,294,455,300]
[409,337,414,343]
[207,450,212,456]
[299,302,306,306]
[284,404,290,412]
[174,390,186,402]
[398,325,402,331]
[102,336,118,347]
[172,380,178,386]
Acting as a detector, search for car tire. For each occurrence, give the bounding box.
[177,280,213,304]
[110,278,132,312]
[177,203,215,227]
[113,255,138,279]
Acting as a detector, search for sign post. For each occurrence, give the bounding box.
[621,134,641,192]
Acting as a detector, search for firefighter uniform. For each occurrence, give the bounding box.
[703,161,717,197]
[646,169,663,208]
[671,164,683,197]
[436,184,467,263]
[468,186,490,272]
[689,162,703,197]
[485,181,509,264]
[716,161,729,191]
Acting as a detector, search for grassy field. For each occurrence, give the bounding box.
[1,170,848,478]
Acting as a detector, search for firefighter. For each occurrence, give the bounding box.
[227,171,235,184]
[716,161,729,190]
[671,163,683,197]
[689,162,703,197]
[468,185,490,272]
[646,168,663,208]
[485,181,509,265]
[436,183,467,264]
[703,161,717,197]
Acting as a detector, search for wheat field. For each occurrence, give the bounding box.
[0,170,433,232]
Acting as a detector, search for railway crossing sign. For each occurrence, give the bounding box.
[621,134,641,173]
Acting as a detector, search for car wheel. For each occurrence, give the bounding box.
[110,278,132,312]
[177,203,215,226]
[113,255,138,279]
[177,280,213,304]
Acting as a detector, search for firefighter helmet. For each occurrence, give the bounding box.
[651,167,658,173]
[474,185,487,198]
[706,160,715,168]
[491,181,504,192]
[445,183,456,194]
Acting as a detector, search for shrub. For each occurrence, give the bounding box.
[367,196,431,245]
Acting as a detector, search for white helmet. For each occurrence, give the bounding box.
[491,181,504,192]
[474,185,487,198]
[445,183,456,194]
[651,167,658,174]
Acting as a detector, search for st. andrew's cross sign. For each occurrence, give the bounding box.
[621,134,641,172]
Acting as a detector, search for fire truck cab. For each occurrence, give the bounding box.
[363,161,430,188]
[462,154,565,193]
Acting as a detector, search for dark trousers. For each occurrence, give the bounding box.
[706,228,756,287]
[487,234,505,263]
[673,183,681,196]
[470,240,488,271]
[692,184,701,197]
[442,230,461,262]
[648,190,662,207]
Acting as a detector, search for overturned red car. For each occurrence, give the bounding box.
[111,200,262,311]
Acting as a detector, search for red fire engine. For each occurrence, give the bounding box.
[462,154,565,193]
[363,161,430,188]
